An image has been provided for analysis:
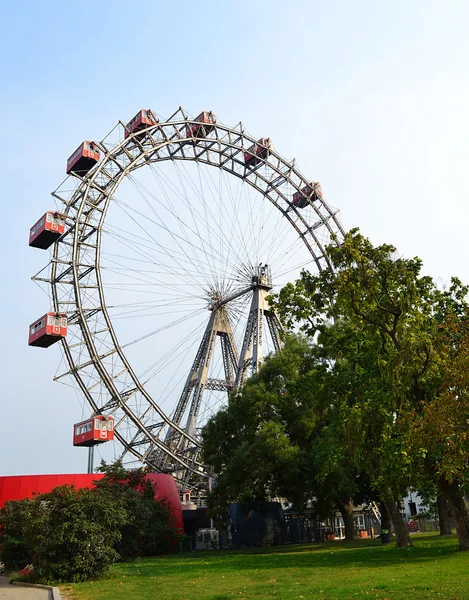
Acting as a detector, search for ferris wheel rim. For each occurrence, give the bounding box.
[47,107,345,478]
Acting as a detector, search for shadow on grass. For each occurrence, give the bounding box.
[114,534,461,578]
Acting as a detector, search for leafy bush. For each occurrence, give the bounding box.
[0,498,37,571]
[0,462,182,582]
[95,461,181,559]
[1,485,125,582]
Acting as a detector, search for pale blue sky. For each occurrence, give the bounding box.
[1,0,469,475]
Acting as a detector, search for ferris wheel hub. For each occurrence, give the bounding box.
[207,264,273,312]
[251,263,272,290]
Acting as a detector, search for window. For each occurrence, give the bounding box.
[107,420,113,431]
[75,427,80,436]
[60,318,67,328]
[31,216,45,235]
[354,515,365,528]
[33,319,44,332]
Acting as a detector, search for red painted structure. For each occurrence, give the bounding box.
[244,137,273,167]
[29,212,66,249]
[186,111,216,138]
[73,416,115,447]
[125,109,158,139]
[292,181,323,208]
[0,473,183,530]
[28,313,67,348]
[66,141,100,176]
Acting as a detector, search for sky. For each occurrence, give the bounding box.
[1,0,469,476]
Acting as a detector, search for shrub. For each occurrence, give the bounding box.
[0,462,182,582]
[95,461,181,559]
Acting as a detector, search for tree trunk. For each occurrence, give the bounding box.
[380,501,391,532]
[439,477,469,550]
[337,498,355,541]
[436,495,452,535]
[383,500,413,547]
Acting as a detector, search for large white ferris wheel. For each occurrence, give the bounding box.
[29,107,345,488]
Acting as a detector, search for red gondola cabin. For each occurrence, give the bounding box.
[66,141,100,176]
[292,182,323,208]
[28,313,67,348]
[73,415,115,447]
[186,111,217,138]
[29,212,66,249]
[244,138,273,167]
[124,109,158,139]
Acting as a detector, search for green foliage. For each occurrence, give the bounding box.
[1,485,124,582]
[0,498,36,572]
[202,334,372,524]
[0,462,181,582]
[270,229,469,496]
[203,228,469,547]
[96,461,179,559]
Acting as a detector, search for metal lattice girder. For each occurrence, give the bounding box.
[166,305,238,440]
[33,107,345,486]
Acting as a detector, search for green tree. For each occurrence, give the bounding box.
[0,497,38,571]
[1,485,125,582]
[270,229,469,549]
[203,229,469,550]
[95,461,179,558]
[407,312,469,541]
[203,334,372,541]
[0,463,182,582]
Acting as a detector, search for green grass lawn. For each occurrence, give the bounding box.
[62,534,469,600]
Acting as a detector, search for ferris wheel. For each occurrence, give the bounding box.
[29,107,345,487]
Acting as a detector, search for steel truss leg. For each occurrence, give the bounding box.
[165,306,238,445]
[233,287,282,391]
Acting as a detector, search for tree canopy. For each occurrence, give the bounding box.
[202,229,469,549]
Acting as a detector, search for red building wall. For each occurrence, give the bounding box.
[0,473,182,530]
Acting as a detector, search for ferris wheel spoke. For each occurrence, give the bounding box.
[106,203,243,290]
[154,162,215,284]
[198,165,253,275]
[104,202,212,291]
[140,321,207,383]
[126,171,242,286]
[269,233,312,274]
[102,252,232,288]
[152,160,245,276]
[102,224,229,276]
[124,176,213,285]
[158,160,262,288]
[120,308,207,349]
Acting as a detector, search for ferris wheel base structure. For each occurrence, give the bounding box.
[29,106,345,490]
